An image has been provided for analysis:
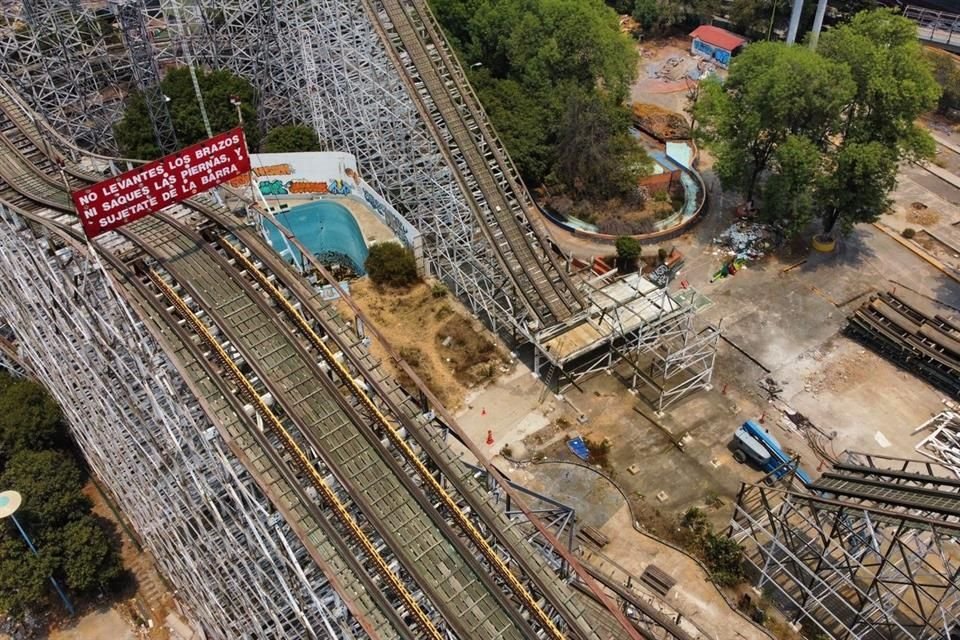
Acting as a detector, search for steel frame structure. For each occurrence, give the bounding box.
[0,0,131,151]
[729,452,960,640]
[0,0,715,409]
[0,204,360,638]
[112,0,179,155]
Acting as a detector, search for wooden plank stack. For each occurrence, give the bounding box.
[846,292,960,398]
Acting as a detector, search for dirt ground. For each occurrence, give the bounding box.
[451,98,960,638]
[632,36,717,113]
[338,279,513,410]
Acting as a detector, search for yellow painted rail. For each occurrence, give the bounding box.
[146,268,443,640]
[219,238,567,640]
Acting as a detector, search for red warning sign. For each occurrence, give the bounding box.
[71,127,251,239]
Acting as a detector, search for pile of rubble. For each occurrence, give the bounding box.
[712,221,777,260]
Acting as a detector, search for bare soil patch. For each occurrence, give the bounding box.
[339,279,512,410]
[632,102,690,140]
[907,201,941,226]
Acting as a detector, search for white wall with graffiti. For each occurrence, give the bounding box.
[235,151,424,270]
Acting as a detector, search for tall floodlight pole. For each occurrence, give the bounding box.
[0,490,75,615]
[786,0,805,44]
[809,0,829,49]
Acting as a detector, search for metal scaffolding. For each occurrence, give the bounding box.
[0,0,131,151]
[729,451,960,640]
[0,205,362,639]
[112,0,179,154]
[0,0,715,406]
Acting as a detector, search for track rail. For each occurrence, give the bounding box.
[363,0,584,328]
[0,79,656,639]
[215,233,568,639]
[0,129,565,638]
[145,267,441,637]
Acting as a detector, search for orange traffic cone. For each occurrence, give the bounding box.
[486,430,494,446]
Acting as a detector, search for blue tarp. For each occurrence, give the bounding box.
[567,436,590,461]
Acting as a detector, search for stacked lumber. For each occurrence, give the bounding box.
[846,292,960,397]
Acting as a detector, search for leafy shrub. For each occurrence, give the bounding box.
[901,227,916,239]
[365,243,419,287]
[703,532,745,586]
[615,236,642,272]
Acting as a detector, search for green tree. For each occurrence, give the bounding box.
[926,49,960,117]
[0,450,89,530]
[365,243,419,288]
[262,124,323,153]
[472,73,557,183]
[819,9,939,159]
[817,142,897,234]
[615,236,642,271]
[0,374,63,455]
[760,135,821,235]
[111,92,160,160]
[631,0,660,30]
[0,534,58,618]
[115,67,260,159]
[653,0,719,31]
[703,532,744,586]
[431,0,641,190]
[815,10,940,234]
[53,516,123,594]
[695,41,853,200]
[551,92,652,199]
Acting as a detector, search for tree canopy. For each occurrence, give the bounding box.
[695,9,940,236]
[365,243,419,288]
[429,0,647,197]
[262,124,324,153]
[695,41,854,200]
[926,49,960,119]
[550,92,653,199]
[0,450,89,531]
[0,373,63,456]
[0,376,123,619]
[54,517,123,594]
[115,67,260,159]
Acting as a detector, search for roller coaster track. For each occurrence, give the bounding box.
[0,82,651,639]
[361,0,586,329]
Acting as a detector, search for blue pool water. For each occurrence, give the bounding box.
[262,200,369,275]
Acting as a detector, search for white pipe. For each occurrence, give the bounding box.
[809,0,829,49]
[786,0,805,44]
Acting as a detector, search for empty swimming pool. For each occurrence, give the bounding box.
[261,199,369,275]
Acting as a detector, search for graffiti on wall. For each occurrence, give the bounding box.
[227,164,294,187]
[362,186,415,249]
[257,179,352,197]
[692,39,731,67]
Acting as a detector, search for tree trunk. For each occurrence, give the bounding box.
[823,207,840,235]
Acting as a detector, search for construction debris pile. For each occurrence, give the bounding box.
[631,102,690,140]
[846,292,960,398]
[712,221,777,260]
